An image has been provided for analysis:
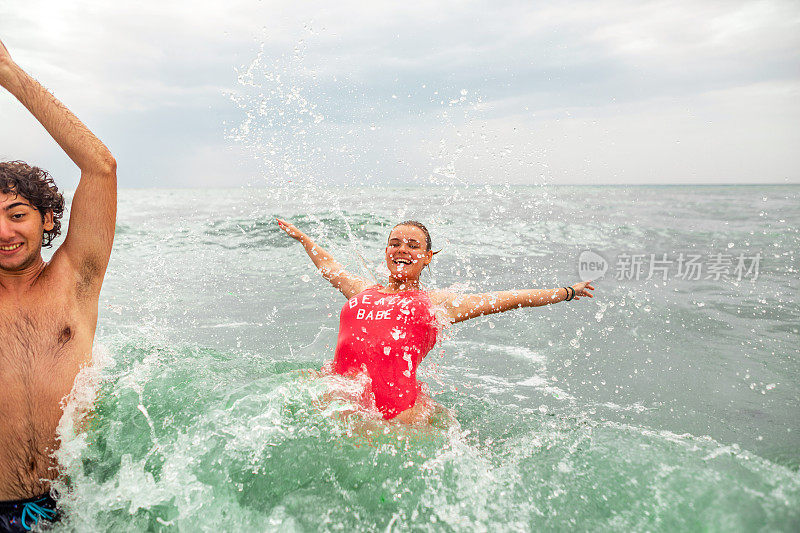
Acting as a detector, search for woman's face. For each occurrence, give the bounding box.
[385,225,432,282]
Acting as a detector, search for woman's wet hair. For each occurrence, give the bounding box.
[393,220,438,253]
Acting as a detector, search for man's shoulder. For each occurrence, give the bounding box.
[33,249,95,300]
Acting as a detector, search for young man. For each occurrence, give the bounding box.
[0,38,116,531]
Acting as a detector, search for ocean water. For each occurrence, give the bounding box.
[47,184,799,531]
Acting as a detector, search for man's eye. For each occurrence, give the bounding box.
[11,213,24,219]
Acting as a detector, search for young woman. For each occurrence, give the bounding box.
[277,218,594,423]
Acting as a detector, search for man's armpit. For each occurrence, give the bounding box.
[76,255,103,299]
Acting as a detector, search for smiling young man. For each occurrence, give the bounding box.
[0,39,116,531]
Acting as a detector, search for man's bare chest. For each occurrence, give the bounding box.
[0,285,92,375]
[0,280,96,500]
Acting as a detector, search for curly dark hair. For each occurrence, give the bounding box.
[0,161,65,247]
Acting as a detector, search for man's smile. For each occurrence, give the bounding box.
[0,243,23,252]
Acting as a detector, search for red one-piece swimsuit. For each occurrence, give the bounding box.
[333,286,439,419]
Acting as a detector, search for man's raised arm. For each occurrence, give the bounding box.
[0,38,116,290]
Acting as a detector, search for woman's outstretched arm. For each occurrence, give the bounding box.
[430,282,595,324]
[276,219,371,299]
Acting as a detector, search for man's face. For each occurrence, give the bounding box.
[0,190,53,273]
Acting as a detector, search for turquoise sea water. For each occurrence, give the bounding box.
[49,185,799,531]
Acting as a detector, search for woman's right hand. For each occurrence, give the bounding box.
[276,218,304,241]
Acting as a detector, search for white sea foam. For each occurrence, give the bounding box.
[450,340,547,364]
[517,375,547,387]
[55,344,112,461]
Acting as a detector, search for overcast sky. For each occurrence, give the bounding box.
[1,0,798,188]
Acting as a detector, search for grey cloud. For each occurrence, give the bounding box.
[1,0,798,186]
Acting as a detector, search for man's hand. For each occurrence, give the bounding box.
[0,38,12,64]
[0,38,20,81]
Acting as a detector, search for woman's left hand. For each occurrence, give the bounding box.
[571,281,595,300]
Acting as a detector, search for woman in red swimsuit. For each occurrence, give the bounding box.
[276,218,594,422]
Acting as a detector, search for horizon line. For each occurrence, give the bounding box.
[108,182,799,190]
